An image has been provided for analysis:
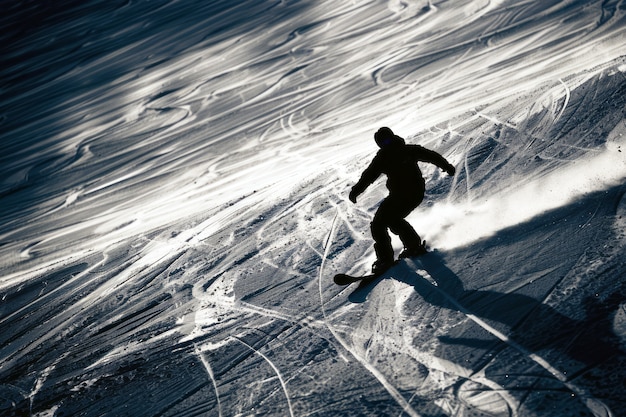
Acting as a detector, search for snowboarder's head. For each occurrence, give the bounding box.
[374,127,394,147]
[375,127,397,148]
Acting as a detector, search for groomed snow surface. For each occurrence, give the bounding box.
[1,1,626,416]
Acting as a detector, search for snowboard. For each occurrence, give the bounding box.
[333,260,399,286]
[333,271,382,286]
[334,242,428,286]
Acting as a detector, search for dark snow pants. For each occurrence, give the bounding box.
[370,193,423,263]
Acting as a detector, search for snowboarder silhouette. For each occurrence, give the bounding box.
[349,127,456,274]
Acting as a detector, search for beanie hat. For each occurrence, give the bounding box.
[375,127,395,147]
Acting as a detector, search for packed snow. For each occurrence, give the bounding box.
[1,1,626,416]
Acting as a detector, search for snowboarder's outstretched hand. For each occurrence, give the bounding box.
[444,163,456,176]
[349,188,358,203]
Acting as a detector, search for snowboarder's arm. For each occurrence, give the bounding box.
[349,158,382,203]
[411,145,455,176]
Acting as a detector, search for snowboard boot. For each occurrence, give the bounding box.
[399,241,427,259]
[372,242,394,275]
[372,258,393,275]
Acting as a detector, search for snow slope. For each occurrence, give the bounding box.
[1,1,626,416]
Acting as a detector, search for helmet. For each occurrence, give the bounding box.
[374,127,394,148]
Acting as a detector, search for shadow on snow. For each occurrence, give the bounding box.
[347,184,626,413]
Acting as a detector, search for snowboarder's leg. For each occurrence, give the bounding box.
[388,193,425,258]
[370,199,395,273]
[389,218,422,250]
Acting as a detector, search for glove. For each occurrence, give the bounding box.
[444,163,456,176]
[349,189,358,204]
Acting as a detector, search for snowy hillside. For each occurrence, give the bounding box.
[1,1,626,416]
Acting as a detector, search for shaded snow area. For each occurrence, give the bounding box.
[2,1,626,416]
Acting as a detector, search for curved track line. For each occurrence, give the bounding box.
[318,208,423,417]
[318,208,339,325]
[554,78,571,125]
[194,344,223,417]
[233,337,295,417]
[409,260,614,417]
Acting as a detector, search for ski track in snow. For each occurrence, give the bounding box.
[405,260,613,417]
[1,0,626,416]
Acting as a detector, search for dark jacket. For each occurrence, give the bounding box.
[351,135,454,200]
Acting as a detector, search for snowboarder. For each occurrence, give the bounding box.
[349,127,456,274]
